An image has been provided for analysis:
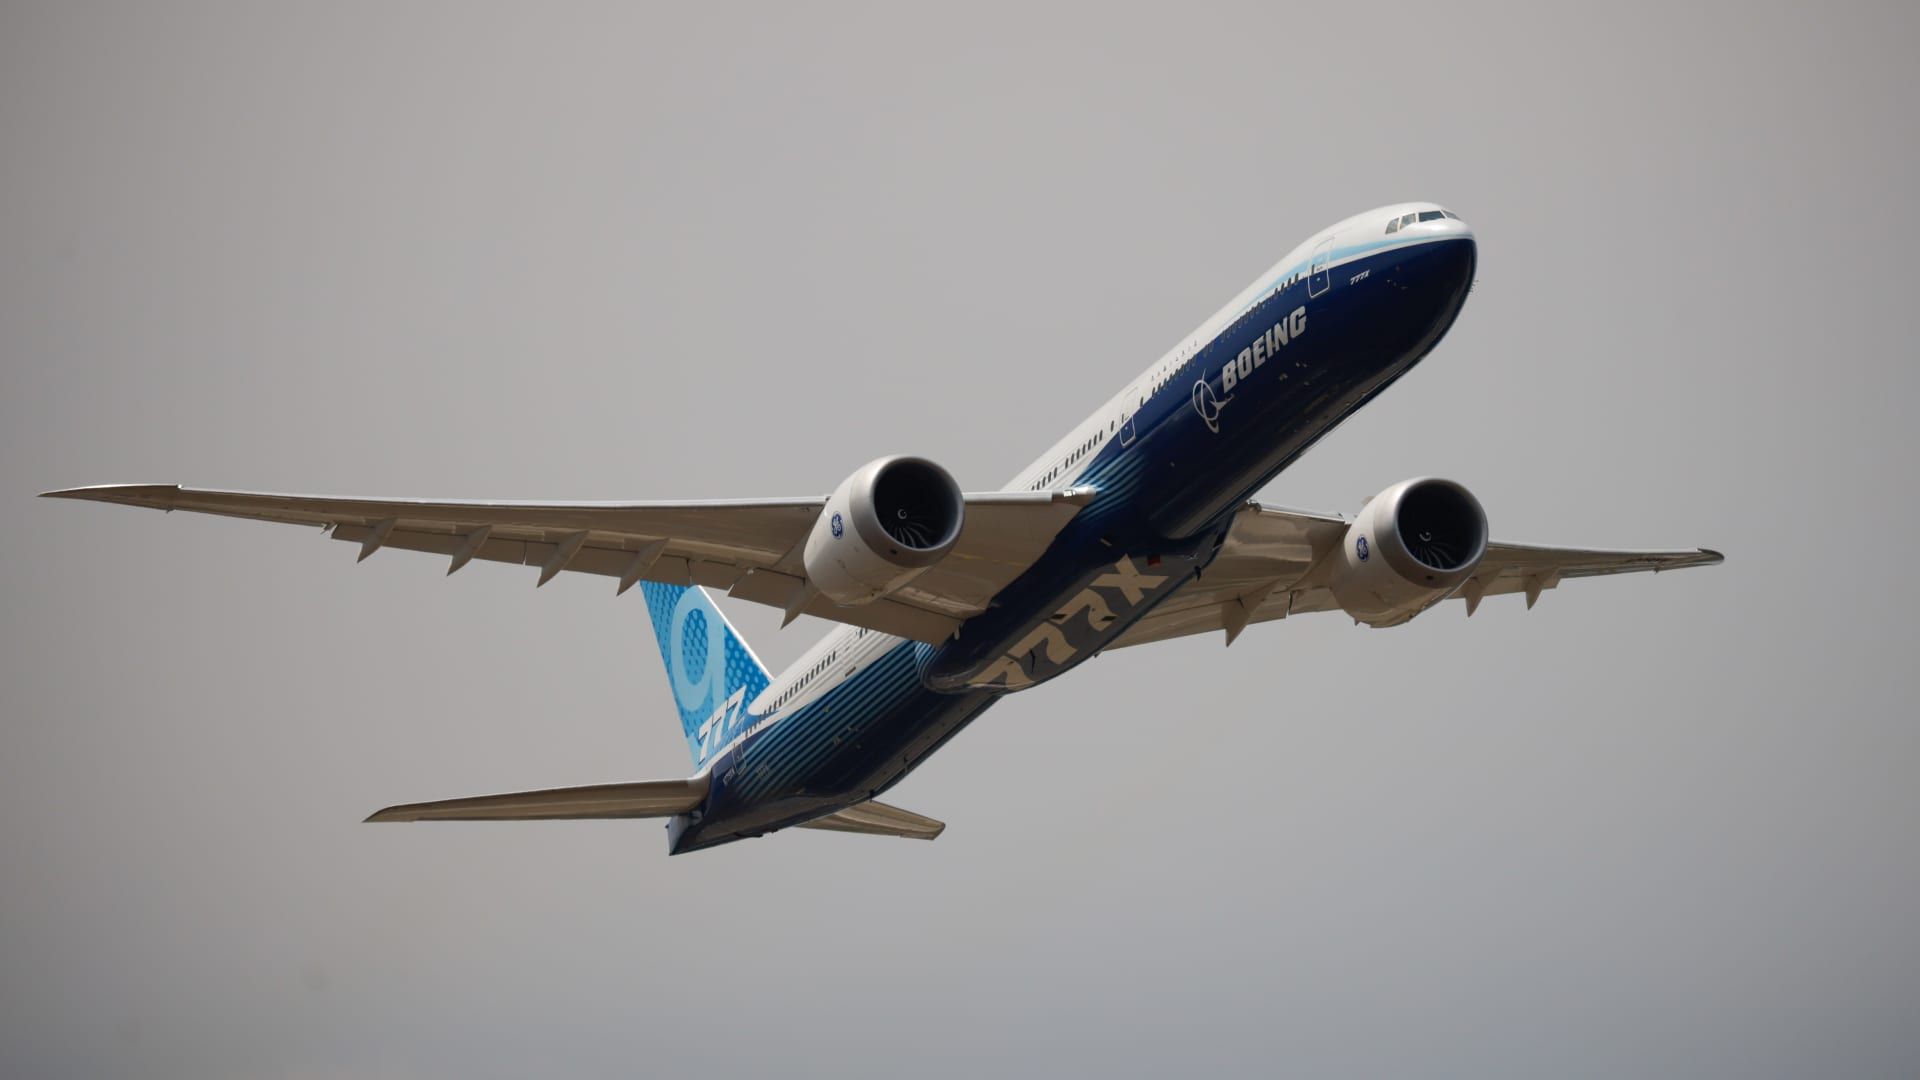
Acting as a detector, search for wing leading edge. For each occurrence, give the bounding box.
[41,483,1094,644]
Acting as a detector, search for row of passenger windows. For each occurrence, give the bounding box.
[1029,427,1109,490]
[1027,338,1210,493]
[771,649,839,710]
[1384,209,1461,234]
[1022,284,1308,497]
[1147,352,1196,397]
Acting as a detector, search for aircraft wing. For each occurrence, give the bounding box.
[41,483,1094,644]
[1109,502,1722,649]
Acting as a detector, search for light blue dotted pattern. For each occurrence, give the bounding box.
[638,583,771,766]
[680,609,710,682]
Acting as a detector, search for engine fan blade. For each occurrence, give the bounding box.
[885,507,939,548]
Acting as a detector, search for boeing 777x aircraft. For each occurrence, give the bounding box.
[46,203,1720,854]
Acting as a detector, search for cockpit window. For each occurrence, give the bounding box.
[1389,209,1463,234]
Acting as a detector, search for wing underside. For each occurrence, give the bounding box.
[41,483,1093,644]
[1110,502,1722,649]
[42,486,1717,648]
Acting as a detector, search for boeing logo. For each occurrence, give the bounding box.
[1222,306,1307,395]
[1192,378,1232,433]
[1195,305,1307,434]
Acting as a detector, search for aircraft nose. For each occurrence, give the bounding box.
[1361,231,1477,359]
[1412,231,1476,289]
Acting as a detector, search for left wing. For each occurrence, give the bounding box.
[1110,502,1722,649]
[40,483,1092,644]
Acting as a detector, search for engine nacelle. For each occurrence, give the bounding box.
[803,456,965,606]
[1329,477,1489,627]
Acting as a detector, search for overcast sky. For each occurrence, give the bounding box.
[5,3,1917,1078]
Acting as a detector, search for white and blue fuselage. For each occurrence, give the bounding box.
[673,204,1477,853]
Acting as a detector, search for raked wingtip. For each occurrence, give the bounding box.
[39,483,181,505]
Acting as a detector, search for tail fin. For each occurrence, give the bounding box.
[638,583,772,767]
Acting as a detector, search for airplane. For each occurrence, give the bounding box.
[43,203,1721,854]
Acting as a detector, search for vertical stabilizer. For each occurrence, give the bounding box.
[638,584,772,767]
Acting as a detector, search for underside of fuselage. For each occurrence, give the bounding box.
[919,229,1477,693]
[669,642,998,853]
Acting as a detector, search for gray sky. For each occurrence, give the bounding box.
[4,2,1917,1077]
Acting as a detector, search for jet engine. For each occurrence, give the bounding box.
[1329,477,1488,627]
[802,456,965,605]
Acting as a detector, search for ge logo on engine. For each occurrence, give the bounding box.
[830,512,844,539]
[1356,535,1370,562]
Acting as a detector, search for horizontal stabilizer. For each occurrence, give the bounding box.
[365,776,707,822]
[797,800,945,840]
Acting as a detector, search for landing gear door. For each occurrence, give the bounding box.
[1308,236,1334,298]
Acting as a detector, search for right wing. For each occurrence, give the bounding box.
[41,483,1094,644]
[796,800,946,840]
[1110,502,1722,649]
